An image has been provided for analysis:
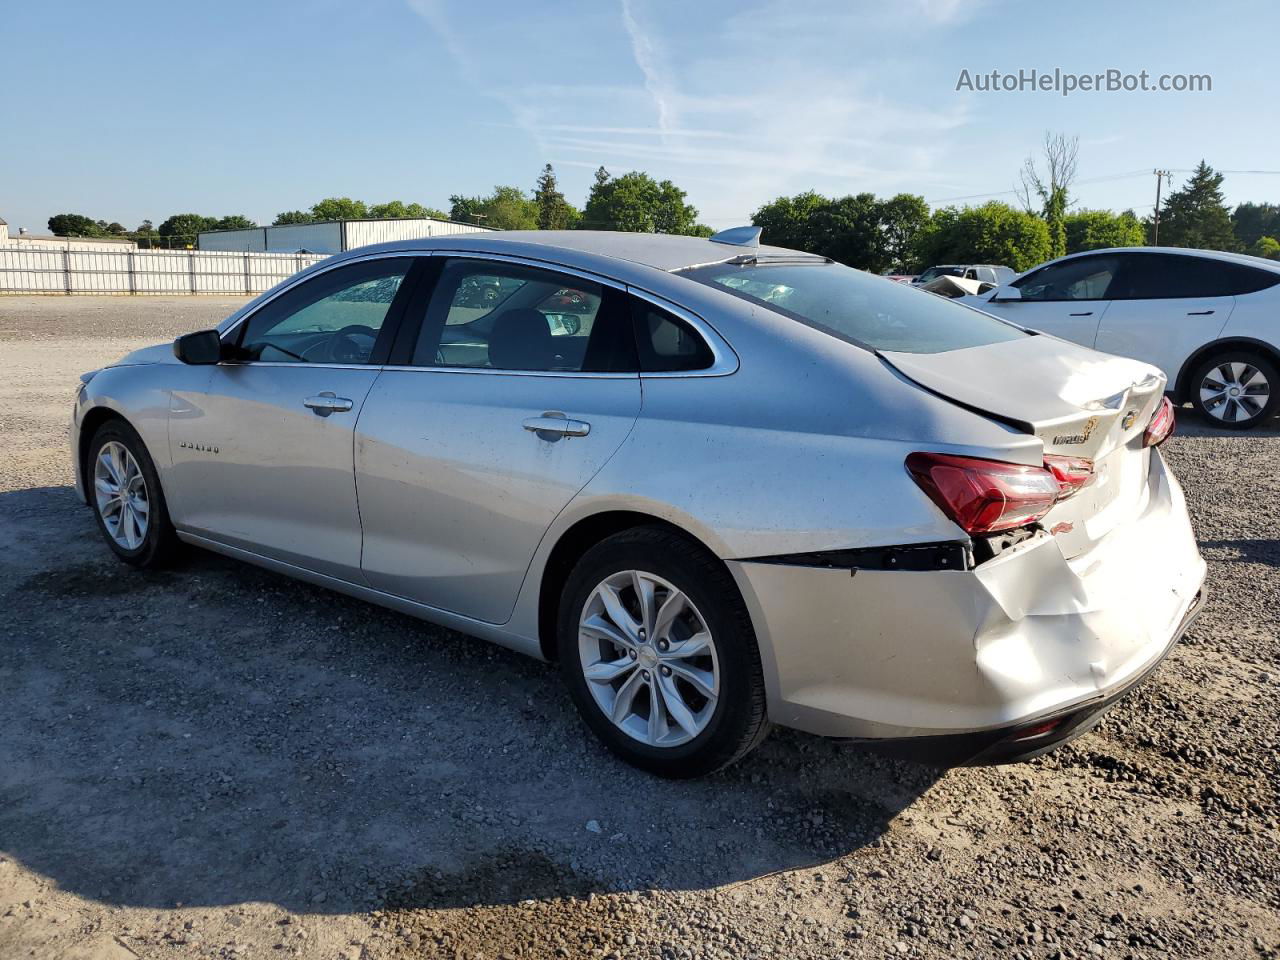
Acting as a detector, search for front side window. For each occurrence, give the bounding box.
[686,260,1027,354]
[1013,256,1119,302]
[233,258,412,364]
[412,259,633,372]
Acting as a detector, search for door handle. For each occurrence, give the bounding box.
[303,392,354,416]
[1187,309,1215,315]
[523,415,590,439]
[1068,311,1093,316]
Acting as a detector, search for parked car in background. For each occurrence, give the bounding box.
[971,247,1280,429]
[914,264,1016,286]
[73,229,1203,777]
[919,274,997,298]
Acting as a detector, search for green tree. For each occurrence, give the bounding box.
[1148,161,1236,250]
[448,195,481,224]
[877,193,931,271]
[918,202,1052,273]
[158,213,217,244]
[105,222,127,235]
[1064,210,1145,254]
[1250,236,1280,260]
[580,171,704,234]
[1017,133,1079,258]
[47,213,103,237]
[309,197,369,221]
[809,192,887,270]
[214,215,256,230]
[483,186,539,230]
[367,200,449,220]
[534,164,579,230]
[1231,202,1280,249]
[751,191,828,252]
[135,220,154,234]
[449,186,538,229]
[273,210,315,225]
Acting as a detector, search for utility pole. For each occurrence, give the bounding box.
[1152,169,1171,245]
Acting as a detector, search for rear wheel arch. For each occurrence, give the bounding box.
[536,510,729,661]
[1174,337,1280,401]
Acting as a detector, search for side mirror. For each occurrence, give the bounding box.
[173,329,224,365]
[990,284,1021,302]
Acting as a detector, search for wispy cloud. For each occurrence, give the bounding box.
[406,0,987,224]
[619,0,676,139]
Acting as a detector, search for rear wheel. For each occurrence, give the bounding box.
[1190,350,1278,429]
[88,419,179,567]
[557,526,769,778]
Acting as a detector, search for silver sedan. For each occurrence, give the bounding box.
[72,229,1206,777]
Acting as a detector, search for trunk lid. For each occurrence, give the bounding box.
[880,334,1167,558]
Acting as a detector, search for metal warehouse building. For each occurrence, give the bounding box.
[198,217,491,254]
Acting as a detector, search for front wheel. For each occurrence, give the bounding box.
[557,526,769,778]
[1190,351,1278,429]
[88,419,179,567]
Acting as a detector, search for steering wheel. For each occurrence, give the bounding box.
[327,324,378,363]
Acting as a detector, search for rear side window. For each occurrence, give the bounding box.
[1111,253,1280,299]
[687,260,1026,354]
[633,302,715,372]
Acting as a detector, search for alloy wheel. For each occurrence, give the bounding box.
[1199,361,1271,424]
[577,569,720,748]
[93,440,150,550]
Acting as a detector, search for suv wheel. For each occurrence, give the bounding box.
[557,526,769,778]
[1190,351,1278,429]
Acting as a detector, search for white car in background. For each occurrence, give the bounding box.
[972,247,1280,428]
[914,264,1016,286]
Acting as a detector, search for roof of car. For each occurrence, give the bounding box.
[338,230,805,273]
[1052,246,1280,273]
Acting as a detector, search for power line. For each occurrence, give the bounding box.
[1168,168,1280,175]
[926,169,1151,205]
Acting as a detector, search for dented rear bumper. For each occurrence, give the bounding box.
[727,448,1206,758]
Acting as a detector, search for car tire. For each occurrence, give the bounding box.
[1189,350,1279,429]
[87,419,180,568]
[557,526,770,778]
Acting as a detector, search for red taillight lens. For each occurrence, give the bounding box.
[1042,454,1095,501]
[1143,397,1175,447]
[905,452,1061,535]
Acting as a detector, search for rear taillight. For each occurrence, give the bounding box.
[1143,397,1175,447]
[1043,454,1095,501]
[905,452,1060,536]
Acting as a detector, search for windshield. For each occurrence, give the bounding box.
[686,261,1028,354]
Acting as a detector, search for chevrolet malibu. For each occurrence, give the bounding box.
[72,229,1206,777]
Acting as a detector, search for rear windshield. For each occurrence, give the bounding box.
[686,260,1028,354]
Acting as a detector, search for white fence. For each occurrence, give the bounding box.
[0,247,329,295]
[198,217,491,254]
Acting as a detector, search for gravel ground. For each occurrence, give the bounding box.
[1,295,1277,960]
